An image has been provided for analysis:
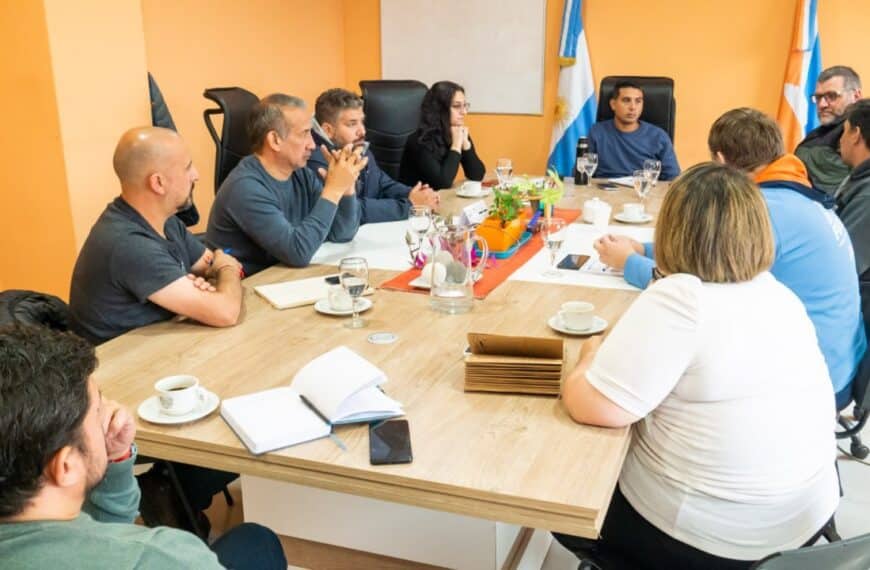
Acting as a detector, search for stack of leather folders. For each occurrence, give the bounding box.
[464,332,565,396]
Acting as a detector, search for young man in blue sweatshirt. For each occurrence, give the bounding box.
[307,88,439,224]
[595,108,866,407]
[588,80,680,180]
[207,93,366,276]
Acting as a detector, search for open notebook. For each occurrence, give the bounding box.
[254,275,373,310]
[221,346,403,454]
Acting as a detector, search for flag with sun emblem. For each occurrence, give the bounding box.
[547,0,597,177]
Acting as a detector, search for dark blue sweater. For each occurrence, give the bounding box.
[588,120,680,180]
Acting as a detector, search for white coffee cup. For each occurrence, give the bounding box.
[559,301,595,331]
[461,180,482,195]
[328,285,353,311]
[623,202,645,221]
[155,375,205,416]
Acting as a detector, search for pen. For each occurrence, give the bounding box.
[300,394,347,451]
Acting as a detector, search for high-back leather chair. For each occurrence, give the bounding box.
[203,87,259,193]
[596,76,676,141]
[359,80,427,179]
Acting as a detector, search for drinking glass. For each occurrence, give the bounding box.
[408,205,432,259]
[632,169,652,211]
[538,217,566,278]
[339,257,369,329]
[495,158,513,188]
[643,159,662,186]
[576,153,599,187]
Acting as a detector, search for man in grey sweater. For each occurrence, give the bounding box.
[207,93,366,276]
[0,325,286,569]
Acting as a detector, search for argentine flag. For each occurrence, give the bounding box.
[776,0,822,151]
[547,0,597,177]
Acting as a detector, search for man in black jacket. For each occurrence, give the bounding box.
[307,88,438,223]
[796,66,862,194]
[838,99,870,325]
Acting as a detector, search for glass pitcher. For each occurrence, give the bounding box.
[429,222,488,314]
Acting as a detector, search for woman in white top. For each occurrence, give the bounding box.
[557,163,839,569]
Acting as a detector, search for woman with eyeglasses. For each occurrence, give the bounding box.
[556,163,839,569]
[399,81,485,190]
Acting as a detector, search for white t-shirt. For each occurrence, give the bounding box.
[587,272,839,561]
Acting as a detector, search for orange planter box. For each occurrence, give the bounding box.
[476,213,532,252]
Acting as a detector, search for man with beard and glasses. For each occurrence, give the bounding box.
[68,126,243,538]
[0,325,287,569]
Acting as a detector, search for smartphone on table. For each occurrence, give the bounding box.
[557,254,590,271]
[369,419,413,465]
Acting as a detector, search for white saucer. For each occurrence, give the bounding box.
[314,297,373,316]
[456,188,492,198]
[548,315,608,336]
[137,389,220,425]
[614,212,653,224]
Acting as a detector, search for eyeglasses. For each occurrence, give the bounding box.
[451,102,471,111]
[811,90,853,104]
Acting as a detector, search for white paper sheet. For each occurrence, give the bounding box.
[508,223,655,290]
[311,220,413,270]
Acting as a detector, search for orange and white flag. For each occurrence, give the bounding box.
[776,0,822,151]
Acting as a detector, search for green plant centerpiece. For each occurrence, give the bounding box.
[539,168,565,219]
[475,177,535,252]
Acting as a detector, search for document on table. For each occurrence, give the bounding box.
[508,223,654,290]
[311,220,411,270]
[607,176,635,187]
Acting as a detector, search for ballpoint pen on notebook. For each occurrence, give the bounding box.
[299,394,348,451]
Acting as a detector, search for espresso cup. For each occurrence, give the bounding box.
[155,375,204,416]
[622,202,645,221]
[461,180,482,195]
[328,285,353,311]
[559,301,595,331]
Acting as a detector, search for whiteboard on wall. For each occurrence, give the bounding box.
[380,0,546,115]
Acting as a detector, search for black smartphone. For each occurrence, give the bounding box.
[324,275,340,285]
[596,182,620,190]
[557,254,590,270]
[369,419,413,465]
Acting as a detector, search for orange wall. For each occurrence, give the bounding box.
[0,0,77,298]
[44,0,151,249]
[344,0,870,174]
[141,0,349,232]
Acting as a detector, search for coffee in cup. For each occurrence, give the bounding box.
[622,203,645,221]
[559,301,595,331]
[327,285,353,311]
[155,375,204,416]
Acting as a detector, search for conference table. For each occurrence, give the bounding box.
[97,179,665,569]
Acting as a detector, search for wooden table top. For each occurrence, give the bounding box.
[96,179,666,537]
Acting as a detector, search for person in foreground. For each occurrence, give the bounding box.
[595,108,866,407]
[0,324,287,570]
[307,87,439,223]
[398,80,486,189]
[69,126,244,346]
[557,164,839,570]
[588,80,680,180]
[207,93,365,276]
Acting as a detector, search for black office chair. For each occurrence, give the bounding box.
[596,76,676,142]
[203,87,259,193]
[836,281,870,459]
[0,289,69,330]
[359,79,428,180]
[750,531,870,569]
